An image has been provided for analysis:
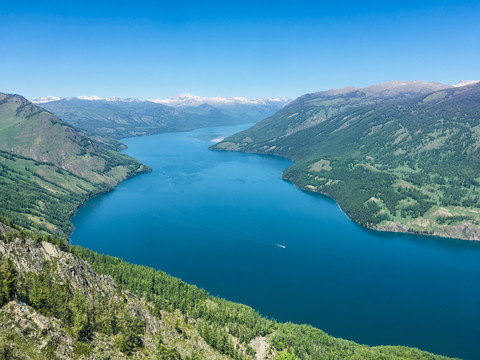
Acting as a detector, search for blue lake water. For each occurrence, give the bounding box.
[71,124,480,360]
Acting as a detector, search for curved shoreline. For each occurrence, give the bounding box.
[210,146,480,242]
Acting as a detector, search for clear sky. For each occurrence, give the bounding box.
[1,0,479,99]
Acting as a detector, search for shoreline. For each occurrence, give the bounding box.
[210,146,480,242]
[66,163,152,240]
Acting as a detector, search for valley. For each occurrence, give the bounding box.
[1,82,479,359]
[2,1,479,359]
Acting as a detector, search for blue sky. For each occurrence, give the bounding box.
[0,0,479,99]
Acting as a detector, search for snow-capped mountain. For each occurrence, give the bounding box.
[29,93,290,108]
[29,96,140,104]
[147,93,291,108]
[30,96,62,104]
[453,80,480,87]
[33,93,291,139]
[76,96,140,102]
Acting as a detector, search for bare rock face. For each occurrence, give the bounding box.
[443,224,480,241]
[0,223,13,235]
[0,300,75,357]
[250,336,272,360]
[374,221,410,234]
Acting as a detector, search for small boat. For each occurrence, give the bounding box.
[276,244,286,249]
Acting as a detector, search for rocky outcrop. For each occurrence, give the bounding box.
[0,235,228,359]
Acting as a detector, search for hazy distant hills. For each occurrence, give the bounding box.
[32,94,290,139]
[0,92,148,236]
[212,80,480,240]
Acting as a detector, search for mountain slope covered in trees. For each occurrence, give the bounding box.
[0,92,149,237]
[212,82,480,240]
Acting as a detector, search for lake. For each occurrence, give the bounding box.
[71,124,480,360]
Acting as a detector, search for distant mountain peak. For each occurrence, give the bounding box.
[29,96,141,104]
[453,80,480,87]
[147,94,291,108]
[29,93,290,107]
[29,96,62,104]
[318,80,451,98]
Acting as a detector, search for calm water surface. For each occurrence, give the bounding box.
[71,124,480,360]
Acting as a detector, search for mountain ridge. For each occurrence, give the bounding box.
[35,95,290,140]
[30,93,291,108]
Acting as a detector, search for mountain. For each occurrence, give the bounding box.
[453,80,480,87]
[148,93,289,109]
[31,95,290,139]
[212,81,480,240]
[30,96,141,104]
[216,81,451,146]
[0,225,456,359]
[0,92,149,237]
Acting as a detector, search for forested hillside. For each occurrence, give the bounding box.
[212,82,480,240]
[0,93,149,237]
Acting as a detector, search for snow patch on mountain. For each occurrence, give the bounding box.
[453,80,480,87]
[29,96,141,104]
[29,96,62,104]
[30,93,290,107]
[147,93,290,108]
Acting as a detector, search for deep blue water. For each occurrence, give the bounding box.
[71,124,480,360]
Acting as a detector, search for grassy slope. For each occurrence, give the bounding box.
[212,83,480,240]
[0,93,150,237]
[215,81,450,148]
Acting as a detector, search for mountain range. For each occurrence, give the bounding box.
[30,93,290,108]
[147,93,290,108]
[29,94,290,140]
[212,80,480,241]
